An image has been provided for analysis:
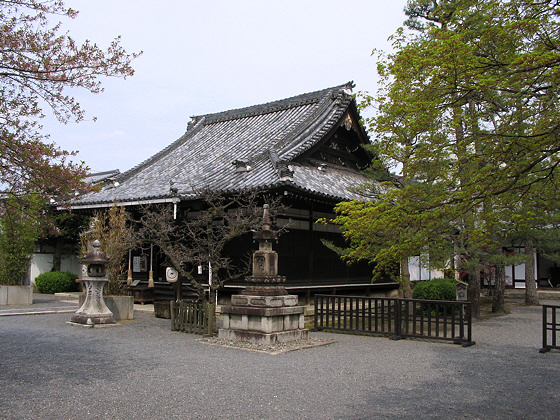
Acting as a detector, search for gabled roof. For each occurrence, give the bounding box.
[72,82,372,208]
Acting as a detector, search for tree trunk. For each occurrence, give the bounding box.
[52,237,63,272]
[400,258,413,298]
[175,277,182,302]
[492,265,506,313]
[209,286,217,306]
[525,240,538,305]
[467,268,481,318]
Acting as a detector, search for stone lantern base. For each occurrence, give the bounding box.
[69,278,116,327]
[219,293,308,344]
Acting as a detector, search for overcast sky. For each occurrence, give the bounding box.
[42,0,409,174]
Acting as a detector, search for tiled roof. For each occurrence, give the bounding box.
[72,82,371,207]
[84,169,120,185]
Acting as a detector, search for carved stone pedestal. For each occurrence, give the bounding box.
[220,294,308,344]
[70,278,116,326]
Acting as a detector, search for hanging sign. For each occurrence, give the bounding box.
[133,255,148,272]
[133,256,141,272]
[166,267,178,283]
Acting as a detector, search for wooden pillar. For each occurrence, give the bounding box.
[176,277,182,302]
[127,249,133,285]
[148,243,154,288]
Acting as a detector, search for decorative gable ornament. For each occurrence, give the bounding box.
[276,161,294,180]
[343,113,353,131]
[232,160,251,172]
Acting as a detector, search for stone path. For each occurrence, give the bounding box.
[0,293,154,317]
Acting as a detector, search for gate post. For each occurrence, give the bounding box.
[170,300,177,331]
[313,294,318,331]
[205,302,215,337]
[391,299,403,340]
[461,302,476,347]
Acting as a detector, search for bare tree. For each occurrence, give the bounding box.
[80,205,135,295]
[135,189,286,304]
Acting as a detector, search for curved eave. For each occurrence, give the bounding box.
[277,182,365,204]
[67,195,185,210]
[68,178,364,211]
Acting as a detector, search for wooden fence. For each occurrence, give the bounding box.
[314,294,474,346]
[170,300,215,336]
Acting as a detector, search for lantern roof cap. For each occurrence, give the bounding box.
[81,240,110,265]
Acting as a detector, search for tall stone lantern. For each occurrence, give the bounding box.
[219,205,308,343]
[70,240,116,326]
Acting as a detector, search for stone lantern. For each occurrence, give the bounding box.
[456,280,468,301]
[70,240,116,326]
[219,205,308,343]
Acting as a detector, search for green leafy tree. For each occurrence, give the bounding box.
[0,194,45,285]
[336,0,560,316]
[41,210,91,272]
[0,0,140,207]
[506,189,560,304]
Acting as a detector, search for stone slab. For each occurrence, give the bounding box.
[79,294,134,321]
[231,294,298,308]
[0,286,7,305]
[218,328,308,344]
[0,286,32,306]
[220,305,304,317]
[67,321,119,328]
[70,313,117,325]
[223,312,304,333]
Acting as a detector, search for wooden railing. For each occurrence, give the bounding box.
[314,295,475,346]
[170,300,215,336]
[397,298,474,345]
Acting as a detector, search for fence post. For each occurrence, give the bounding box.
[540,305,551,353]
[461,302,475,347]
[170,300,177,331]
[205,302,215,337]
[313,294,319,331]
[391,299,403,340]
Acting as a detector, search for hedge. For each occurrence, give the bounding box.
[35,271,79,294]
[412,278,456,301]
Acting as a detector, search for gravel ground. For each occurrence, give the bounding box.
[198,337,337,355]
[0,299,559,419]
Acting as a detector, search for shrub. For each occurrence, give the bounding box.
[412,278,456,301]
[35,271,79,294]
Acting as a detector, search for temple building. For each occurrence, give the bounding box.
[70,82,397,302]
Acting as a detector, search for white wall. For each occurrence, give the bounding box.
[505,252,538,289]
[29,253,81,284]
[409,256,445,281]
[411,250,539,288]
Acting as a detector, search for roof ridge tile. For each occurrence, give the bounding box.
[196,82,353,125]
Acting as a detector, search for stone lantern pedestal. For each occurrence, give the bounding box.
[70,240,116,327]
[219,205,308,344]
